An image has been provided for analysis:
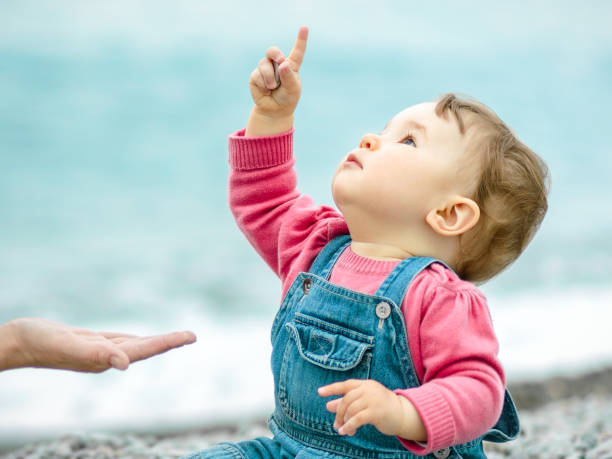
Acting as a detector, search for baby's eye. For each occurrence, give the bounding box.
[401,136,416,147]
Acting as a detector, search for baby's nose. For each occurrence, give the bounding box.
[360,133,380,150]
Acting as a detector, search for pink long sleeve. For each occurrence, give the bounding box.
[229,128,348,298]
[394,265,505,454]
[228,127,505,454]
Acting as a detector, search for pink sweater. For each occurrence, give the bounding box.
[228,127,505,455]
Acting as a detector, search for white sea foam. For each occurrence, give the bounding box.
[0,311,275,443]
[490,285,612,380]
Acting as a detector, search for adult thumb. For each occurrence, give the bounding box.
[108,350,130,371]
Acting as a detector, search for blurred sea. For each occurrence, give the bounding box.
[1,0,611,446]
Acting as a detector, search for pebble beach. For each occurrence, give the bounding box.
[3,367,611,459]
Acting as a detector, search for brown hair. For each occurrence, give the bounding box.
[435,93,550,283]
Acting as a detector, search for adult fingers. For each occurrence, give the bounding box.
[119,331,196,363]
[69,340,129,372]
[108,336,134,345]
[107,348,130,371]
[99,331,139,339]
[287,26,309,72]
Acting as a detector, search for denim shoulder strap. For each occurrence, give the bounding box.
[376,255,521,445]
[374,256,447,307]
[308,234,352,279]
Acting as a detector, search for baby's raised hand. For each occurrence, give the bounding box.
[318,379,426,441]
[248,26,308,120]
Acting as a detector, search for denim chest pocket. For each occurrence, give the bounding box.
[278,313,374,434]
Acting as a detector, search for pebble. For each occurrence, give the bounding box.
[486,395,612,459]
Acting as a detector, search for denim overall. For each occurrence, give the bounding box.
[186,235,519,458]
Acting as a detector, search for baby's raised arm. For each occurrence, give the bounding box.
[245,26,308,137]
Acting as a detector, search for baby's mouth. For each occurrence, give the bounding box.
[345,153,363,169]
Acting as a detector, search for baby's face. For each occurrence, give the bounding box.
[332,102,472,229]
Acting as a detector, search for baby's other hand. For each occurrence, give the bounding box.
[318,379,406,437]
[248,26,308,120]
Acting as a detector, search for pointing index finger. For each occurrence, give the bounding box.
[287,26,309,72]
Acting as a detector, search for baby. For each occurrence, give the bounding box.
[185,27,549,458]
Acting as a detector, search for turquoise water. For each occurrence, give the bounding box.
[1,0,611,440]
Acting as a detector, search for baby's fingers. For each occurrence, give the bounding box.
[287,26,309,72]
[265,46,286,65]
[266,47,285,89]
[325,398,341,413]
[332,391,364,432]
[338,409,371,437]
[318,379,361,396]
[251,57,278,91]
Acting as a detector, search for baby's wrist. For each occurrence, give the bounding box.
[396,394,427,442]
[245,108,293,137]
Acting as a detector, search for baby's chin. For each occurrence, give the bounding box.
[330,180,354,218]
[330,176,345,209]
[330,180,341,209]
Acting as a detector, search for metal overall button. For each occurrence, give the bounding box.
[375,301,391,329]
[433,447,451,458]
[302,278,313,294]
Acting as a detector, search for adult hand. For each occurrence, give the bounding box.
[0,317,196,373]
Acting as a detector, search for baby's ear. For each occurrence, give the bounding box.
[425,196,480,237]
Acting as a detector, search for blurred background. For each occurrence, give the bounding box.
[1,0,611,448]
